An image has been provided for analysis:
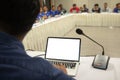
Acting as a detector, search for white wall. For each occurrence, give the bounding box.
[54,0,120,12]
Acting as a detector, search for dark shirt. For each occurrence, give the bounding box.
[92,8,101,13]
[61,8,67,14]
[37,12,44,20]
[56,10,61,15]
[0,32,75,80]
[113,8,120,13]
[42,11,51,17]
[50,10,58,17]
[82,8,89,12]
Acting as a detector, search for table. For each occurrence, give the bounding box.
[33,13,120,28]
[23,13,120,57]
[26,51,120,80]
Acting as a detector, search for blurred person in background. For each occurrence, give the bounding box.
[92,4,101,13]
[36,7,44,22]
[50,5,57,17]
[56,6,62,15]
[82,4,89,12]
[59,4,67,14]
[102,2,111,12]
[79,7,84,13]
[113,3,120,13]
[42,5,51,19]
[70,4,80,13]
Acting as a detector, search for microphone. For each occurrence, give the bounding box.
[76,28,110,70]
[76,28,104,55]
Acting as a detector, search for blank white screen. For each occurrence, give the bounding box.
[46,38,80,61]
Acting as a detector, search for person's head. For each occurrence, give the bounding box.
[83,4,86,8]
[116,3,119,8]
[59,4,63,8]
[0,0,40,40]
[80,7,83,10]
[51,5,56,11]
[118,3,120,9]
[43,5,48,12]
[57,6,62,11]
[73,4,77,8]
[104,2,108,8]
[94,4,99,9]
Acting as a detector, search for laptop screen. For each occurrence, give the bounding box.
[45,37,81,61]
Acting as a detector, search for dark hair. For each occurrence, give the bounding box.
[0,0,40,36]
[51,5,55,8]
[83,4,86,7]
[104,2,107,4]
[59,4,63,7]
[73,4,76,7]
[94,4,99,6]
[117,3,120,6]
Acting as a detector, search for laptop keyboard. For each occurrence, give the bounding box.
[50,61,76,69]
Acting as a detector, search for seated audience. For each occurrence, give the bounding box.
[92,4,101,13]
[50,5,57,17]
[56,6,62,15]
[42,5,51,19]
[0,0,76,80]
[102,3,111,12]
[59,4,67,14]
[36,7,44,21]
[70,4,80,13]
[82,4,89,12]
[113,3,120,13]
[79,7,84,13]
[113,3,118,12]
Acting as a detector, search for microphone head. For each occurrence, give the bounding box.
[76,28,84,35]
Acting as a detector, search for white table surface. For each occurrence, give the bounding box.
[26,51,120,80]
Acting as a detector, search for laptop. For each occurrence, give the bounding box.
[45,37,81,76]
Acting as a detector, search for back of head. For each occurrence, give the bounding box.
[95,4,99,7]
[59,4,63,7]
[83,4,86,8]
[0,0,40,36]
[73,4,76,7]
[51,5,55,10]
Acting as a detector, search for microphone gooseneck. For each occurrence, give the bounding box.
[76,28,104,55]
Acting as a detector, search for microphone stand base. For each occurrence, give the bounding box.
[92,54,110,70]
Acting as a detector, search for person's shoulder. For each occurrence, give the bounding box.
[47,11,51,14]
[113,8,118,12]
[31,57,75,80]
[76,7,80,9]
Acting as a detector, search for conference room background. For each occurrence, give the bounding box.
[39,0,120,12]
[23,0,120,58]
[53,0,120,11]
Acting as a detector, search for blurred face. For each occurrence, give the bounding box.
[95,6,99,9]
[57,6,61,11]
[118,4,120,9]
[52,6,55,11]
[73,5,76,8]
[104,3,108,8]
[80,7,83,10]
[43,6,48,12]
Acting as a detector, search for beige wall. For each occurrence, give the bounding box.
[53,0,120,12]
